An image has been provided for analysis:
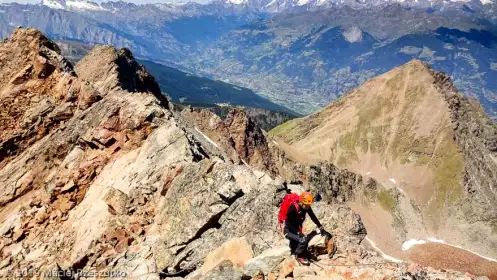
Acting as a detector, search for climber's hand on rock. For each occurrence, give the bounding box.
[319,227,331,237]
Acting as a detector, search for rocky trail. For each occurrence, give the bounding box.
[0,27,495,280]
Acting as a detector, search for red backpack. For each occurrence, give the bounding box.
[278,193,300,231]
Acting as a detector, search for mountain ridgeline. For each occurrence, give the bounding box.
[1,0,497,119]
[55,40,298,129]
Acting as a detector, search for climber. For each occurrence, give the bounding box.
[279,191,331,265]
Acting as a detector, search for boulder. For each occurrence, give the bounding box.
[0,256,11,270]
[243,246,290,276]
[201,260,244,280]
[299,277,334,280]
[308,234,336,258]
[0,213,20,236]
[202,237,254,275]
[40,263,64,280]
[251,270,265,280]
[267,272,278,280]
[102,187,129,215]
[293,266,317,278]
[307,235,327,255]
[278,257,298,278]
[286,184,305,194]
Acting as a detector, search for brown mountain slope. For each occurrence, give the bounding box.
[271,59,497,260]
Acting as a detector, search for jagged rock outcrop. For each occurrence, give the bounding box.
[0,27,98,169]
[0,27,200,278]
[75,45,168,107]
[181,108,278,176]
[225,109,277,175]
[240,107,296,132]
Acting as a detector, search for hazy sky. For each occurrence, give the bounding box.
[0,0,208,4]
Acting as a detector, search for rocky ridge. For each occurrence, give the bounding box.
[0,28,491,280]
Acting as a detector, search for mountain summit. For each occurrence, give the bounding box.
[271,59,497,263]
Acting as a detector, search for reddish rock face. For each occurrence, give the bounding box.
[0,27,179,276]
[201,237,254,275]
[224,109,277,175]
[181,108,277,176]
[0,28,95,170]
[278,257,298,277]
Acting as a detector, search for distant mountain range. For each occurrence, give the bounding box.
[185,8,497,116]
[34,0,497,17]
[1,0,497,118]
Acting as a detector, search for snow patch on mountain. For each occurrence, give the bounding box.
[195,127,219,148]
[66,1,107,10]
[403,237,497,262]
[265,0,278,7]
[41,0,64,9]
[226,0,248,4]
[41,0,107,11]
[343,26,363,43]
[402,239,427,250]
[297,0,311,6]
[399,46,423,55]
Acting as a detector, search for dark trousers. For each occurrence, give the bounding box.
[284,226,319,256]
[283,226,306,255]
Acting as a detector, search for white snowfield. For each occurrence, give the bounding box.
[39,0,494,10]
[222,0,492,7]
[41,0,64,9]
[66,1,107,10]
[226,0,248,4]
[297,0,310,6]
[41,0,108,11]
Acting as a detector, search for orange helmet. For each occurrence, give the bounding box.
[299,192,314,206]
